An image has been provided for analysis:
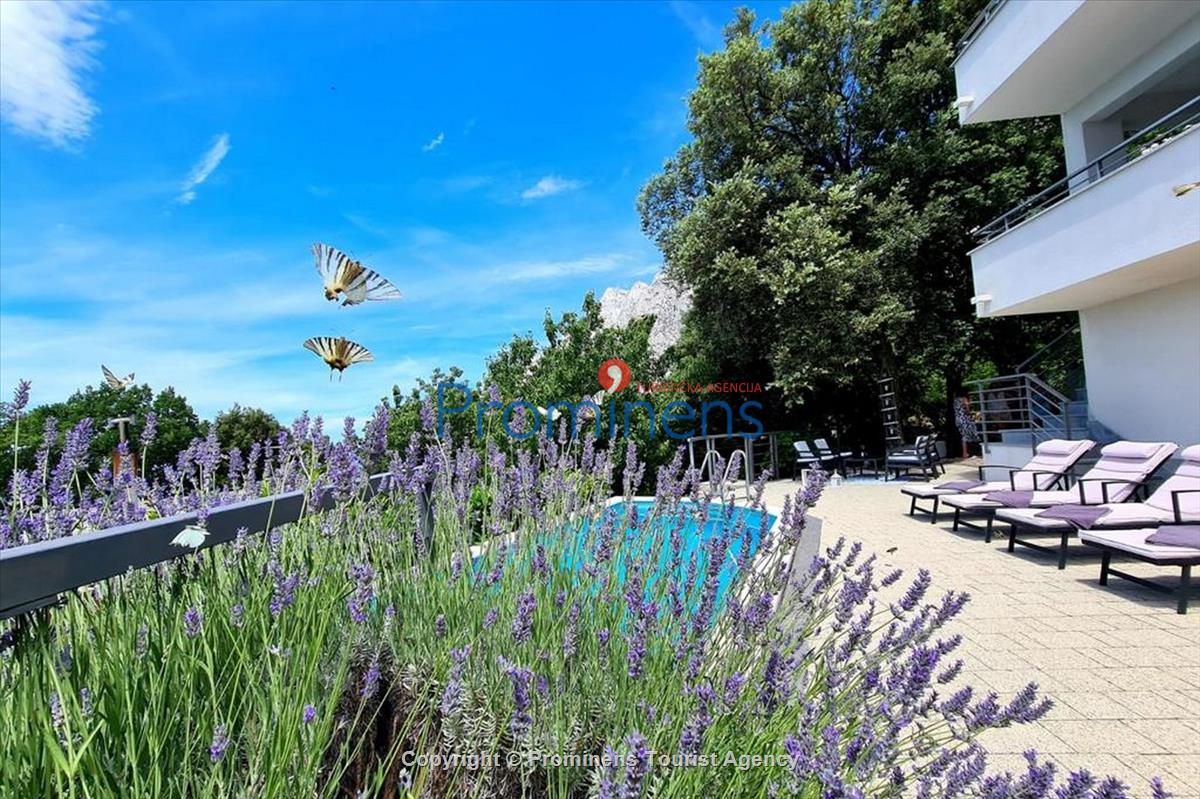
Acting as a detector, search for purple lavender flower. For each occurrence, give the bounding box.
[483,608,499,629]
[209,724,229,763]
[680,683,715,754]
[183,606,203,638]
[5,379,31,423]
[230,604,244,628]
[511,590,536,643]
[302,704,317,725]
[499,657,533,737]
[270,567,302,618]
[562,602,580,659]
[723,671,748,707]
[346,562,375,624]
[621,732,651,796]
[434,614,446,638]
[420,398,436,433]
[441,645,471,719]
[140,411,157,450]
[361,659,382,700]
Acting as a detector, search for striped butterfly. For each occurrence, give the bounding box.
[304,336,374,380]
[102,365,135,389]
[170,524,208,549]
[311,243,403,306]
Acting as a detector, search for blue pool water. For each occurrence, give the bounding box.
[583,500,777,609]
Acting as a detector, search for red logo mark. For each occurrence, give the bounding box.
[598,358,632,393]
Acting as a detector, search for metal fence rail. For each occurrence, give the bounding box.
[970,373,1074,454]
[0,473,393,621]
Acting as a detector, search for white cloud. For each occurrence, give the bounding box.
[177,133,231,204]
[488,254,632,283]
[0,0,102,148]
[422,132,444,152]
[669,1,721,49]
[520,175,583,201]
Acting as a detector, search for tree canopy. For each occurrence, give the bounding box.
[638,0,1073,448]
[0,383,207,487]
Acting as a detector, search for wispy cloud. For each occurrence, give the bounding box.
[669,1,722,49]
[342,212,389,238]
[487,254,632,283]
[177,133,231,205]
[0,0,103,149]
[422,132,444,152]
[520,175,583,201]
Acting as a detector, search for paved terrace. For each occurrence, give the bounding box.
[762,461,1200,797]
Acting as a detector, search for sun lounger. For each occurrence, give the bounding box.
[941,440,1179,545]
[900,438,1093,524]
[1079,525,1200,614]
[993,445,1200,567]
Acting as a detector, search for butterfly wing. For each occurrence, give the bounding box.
[125,373,135,384]
[341,266,402,305]
[170,525,208,549]
[341,339,374,366]
[101,365,123,389]
[304,336,338,367]
[312,243,350,295]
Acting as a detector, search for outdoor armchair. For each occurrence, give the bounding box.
[885,435,944,481]
[792,441,837,481]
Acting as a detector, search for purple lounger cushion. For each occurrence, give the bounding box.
[984,490,1035,508]
[937,480,987,491]
[1036,504,1111,530]
[1146,525,1200,549]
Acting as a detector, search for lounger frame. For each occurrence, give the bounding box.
[1002,479,1186,569]
[1081,541,1200,614]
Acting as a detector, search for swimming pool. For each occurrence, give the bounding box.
[589,499,777,609]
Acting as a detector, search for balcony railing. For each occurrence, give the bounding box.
[954,0,1009,60]
[974,94,1200,244]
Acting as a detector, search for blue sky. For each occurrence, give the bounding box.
[0,0,784,427]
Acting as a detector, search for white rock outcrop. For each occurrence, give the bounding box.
[599,273,691,357]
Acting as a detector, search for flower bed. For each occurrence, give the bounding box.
[0,398,1173,797]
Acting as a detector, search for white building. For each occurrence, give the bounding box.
[954,0,1200,450]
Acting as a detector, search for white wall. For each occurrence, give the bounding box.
[970,126,1200,316]
[1061,15,1200,172]
[1080,276,1200,447]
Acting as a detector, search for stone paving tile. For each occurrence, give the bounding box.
[764,464,1200,793]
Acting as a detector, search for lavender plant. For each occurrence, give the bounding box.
[0,381,1171,797]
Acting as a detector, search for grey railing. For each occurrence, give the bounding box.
[953,0,1008,61]
[975,95,1200,244]
[970,373,1075,453]
[686,432,782,499]
[0,473,394,622]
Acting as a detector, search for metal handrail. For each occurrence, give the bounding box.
[953,0,1009,62]
[1016,323,1081,375]
[975,95,1200,243]
[970,372,1075,453]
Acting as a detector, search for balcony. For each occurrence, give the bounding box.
[954,0,1200,124]
[969,97,1200,317]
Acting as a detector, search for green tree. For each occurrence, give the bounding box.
[638,0,1073,451]
[213,405,283,455]
[0,382,207,487]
